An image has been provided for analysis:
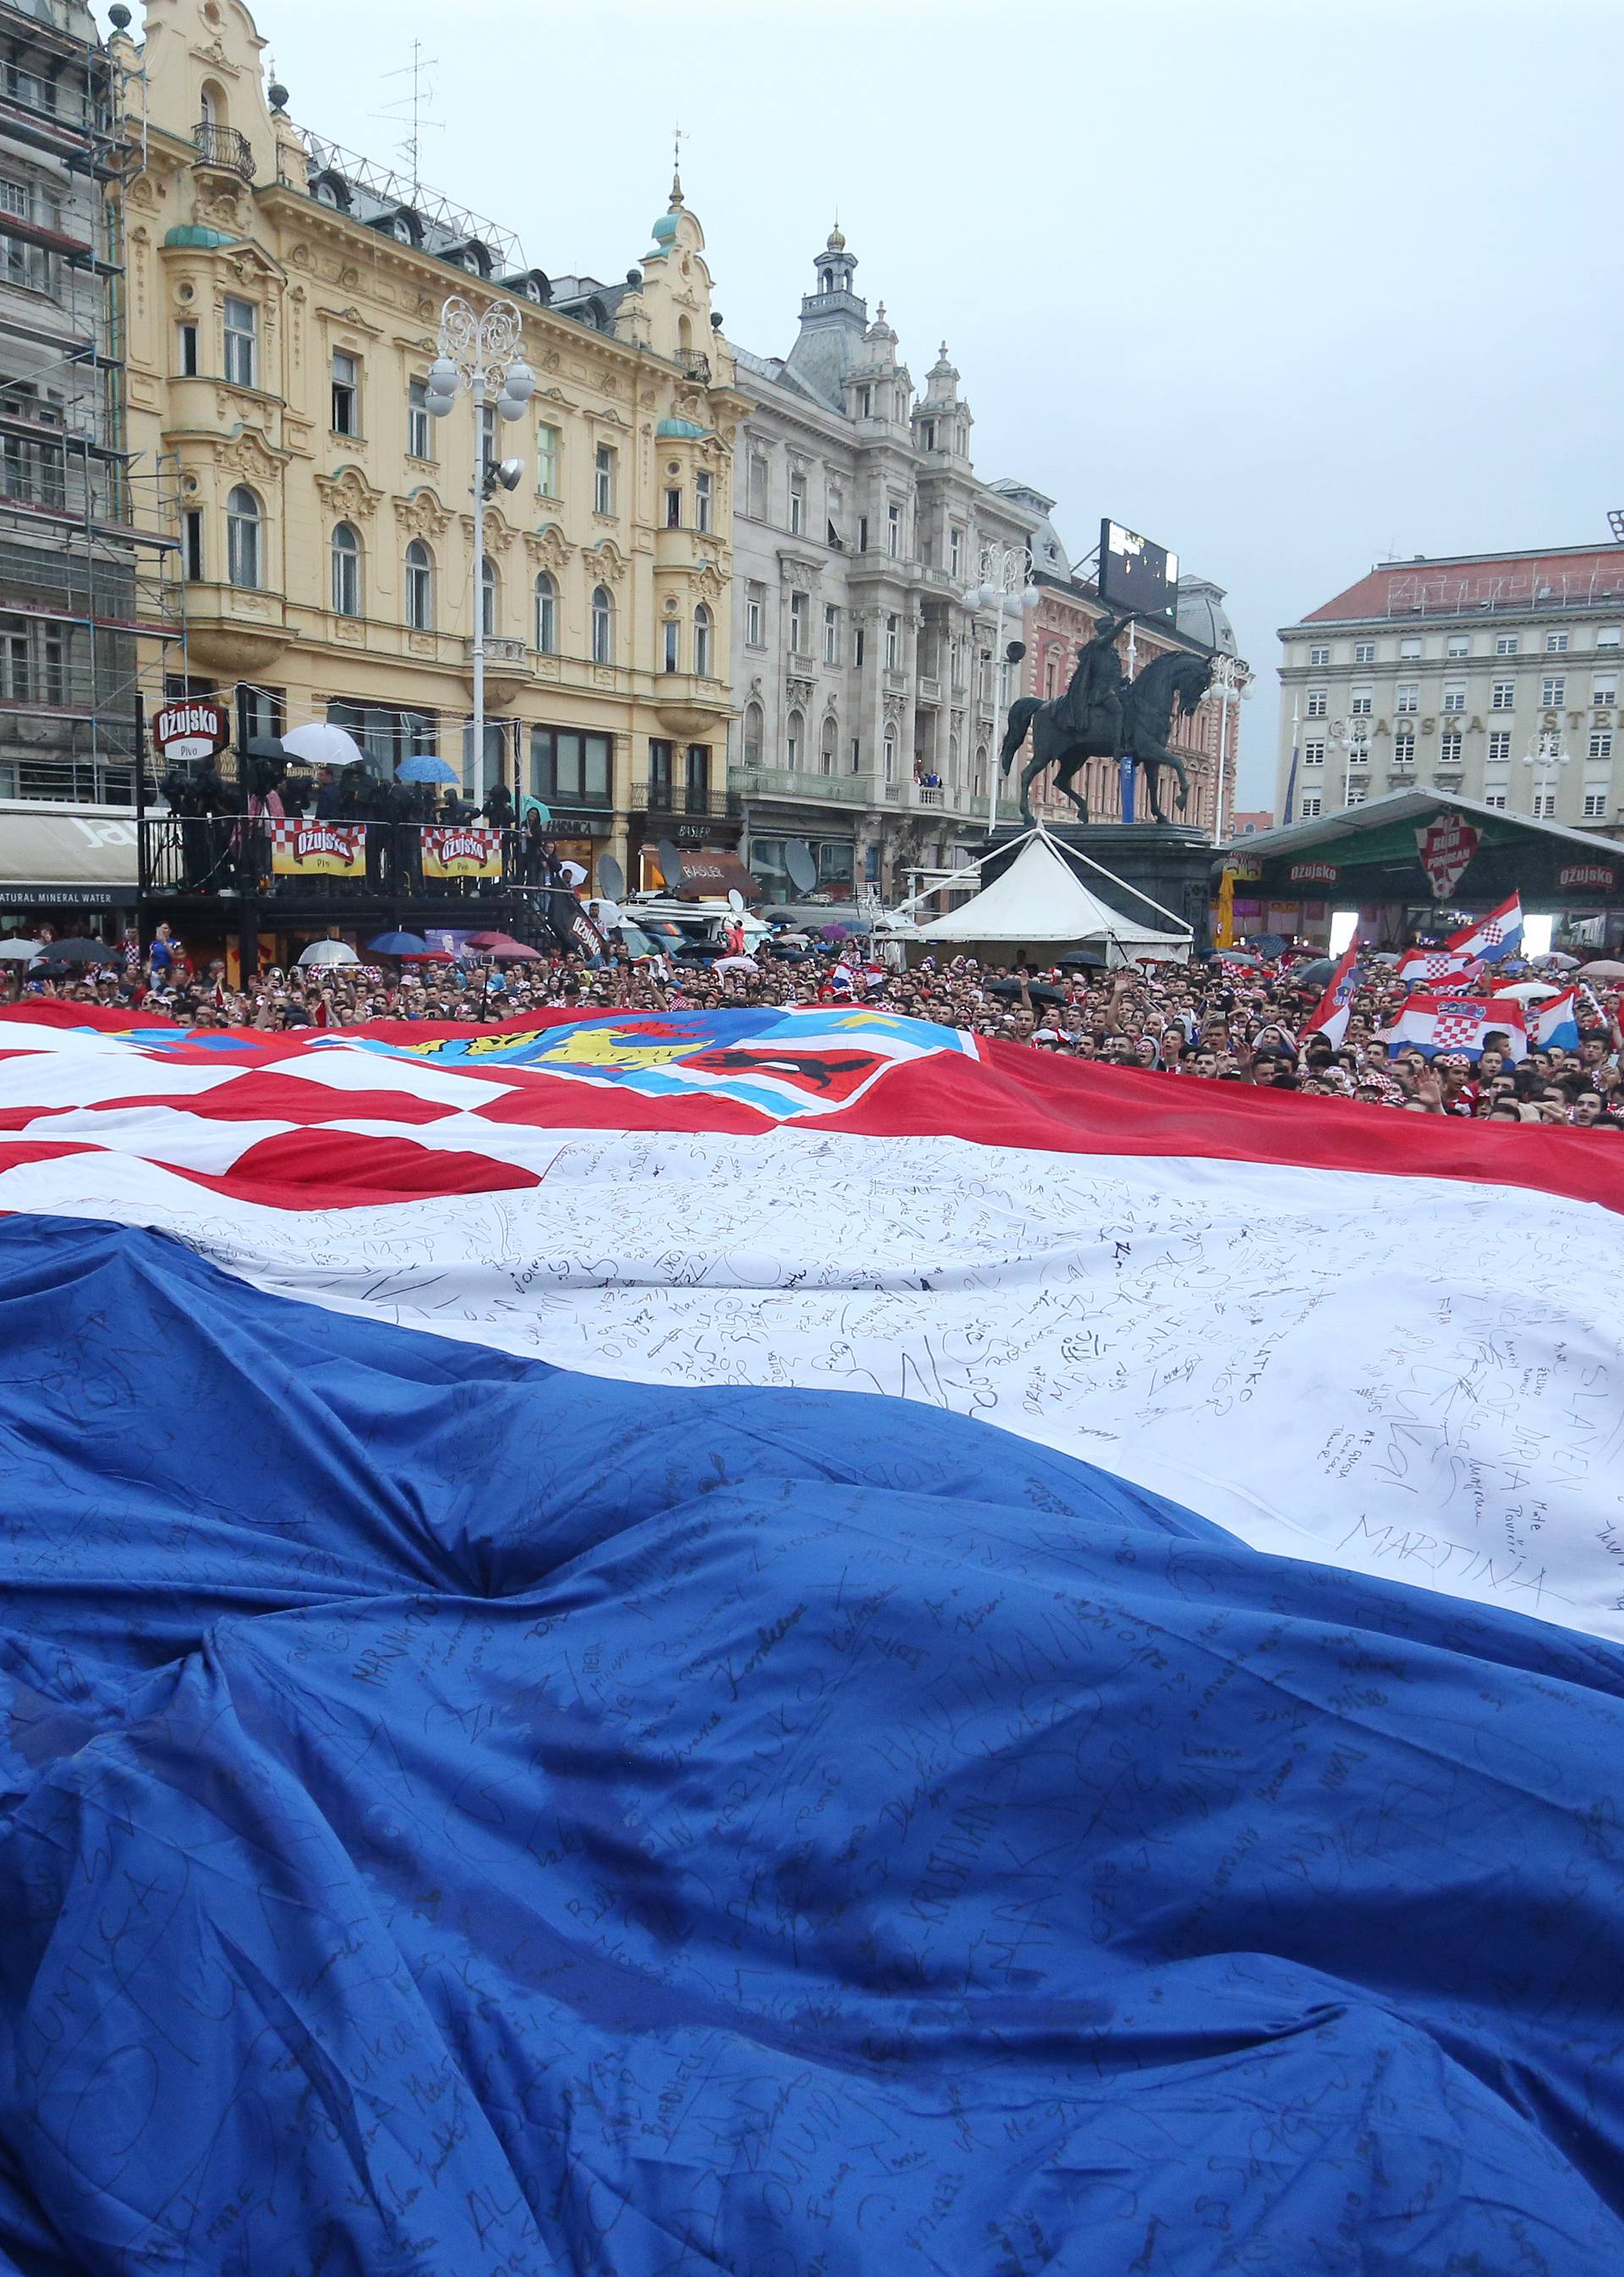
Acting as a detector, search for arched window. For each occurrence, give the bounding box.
[330,522,361,617]
[678,314,693,357]
[974,741,988,793]
[820,266,834,294]
[820,715,837,775]
[742,700,763,766]
[883,730,897,782]
[480,554,497,638]
[405,540,433,631]
[693,601,712,678]
[534,570,557,654]
[590,584,613,665]
[225,485,261,589]
[785,706,804,769]
[199,80,223,127]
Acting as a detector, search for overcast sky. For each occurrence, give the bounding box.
[192,0,1624,804]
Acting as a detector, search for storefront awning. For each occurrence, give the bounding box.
[672,850,762,902]
[0,805,138,907]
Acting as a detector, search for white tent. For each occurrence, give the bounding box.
[912,828,1191,963]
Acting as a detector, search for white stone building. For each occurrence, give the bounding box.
[728,226,1037,904]
[1276,546,1624,839]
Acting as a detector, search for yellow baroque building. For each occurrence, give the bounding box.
[112,0,747,887]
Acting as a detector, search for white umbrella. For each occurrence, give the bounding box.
[714,954,759,974]
[558,860,587,886]
[296,940,362,970]
[1492,979,1561,1002]
[283,722,368,770]
[0,938,42,961]
[1534,952,1581,970]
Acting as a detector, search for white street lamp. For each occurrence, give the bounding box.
[421,294,533,786]
[1206,653,1252,841]
[1328,716,1370,815]
[963,543,1040,836]
[1522,730,1572,818]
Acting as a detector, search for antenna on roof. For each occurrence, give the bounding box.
[376,41,442,206]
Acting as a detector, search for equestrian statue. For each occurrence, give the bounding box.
[999,613,1213,825]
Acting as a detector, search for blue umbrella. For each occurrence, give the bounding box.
[367,930,429,956]
[398,754,459,785]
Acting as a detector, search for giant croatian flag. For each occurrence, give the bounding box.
[3,1000,1624,2274]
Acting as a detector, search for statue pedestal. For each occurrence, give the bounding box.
[983,821,1214,950]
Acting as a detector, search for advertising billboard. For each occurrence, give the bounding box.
[1099,520,1178,619]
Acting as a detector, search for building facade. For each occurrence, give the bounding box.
[112,0,747,890]
[0,0,163,807]
[728,228,1037,905]
[1276,546,1624,840]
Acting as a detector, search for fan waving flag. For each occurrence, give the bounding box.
[1448,890,1523,964]
[3,1002,1624,2276]
[1387,987,1528,1060]
[1531,985,1583,1051]
[1398,943,1481,989]
[1303,937,1360,1043]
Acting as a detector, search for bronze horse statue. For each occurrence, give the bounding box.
[1000,643,1214,825]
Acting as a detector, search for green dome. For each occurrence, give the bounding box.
[650,211,678,245]
[656,418,707,440]
[163,224,237,249]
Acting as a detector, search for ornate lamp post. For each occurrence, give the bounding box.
[1328,716,1370,815]
[964,542,1040,836]
[1205,653,1251,840]
[1522,729,1572,819]
[422,295,534,784]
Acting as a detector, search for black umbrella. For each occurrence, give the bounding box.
[986,977,1067,1006]
[45,938,116,964]
[1293,957,1336,988]
[1056,947,1107,970]
[28,958,74,979]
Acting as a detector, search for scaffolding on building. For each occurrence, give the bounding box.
[0,0,182,808]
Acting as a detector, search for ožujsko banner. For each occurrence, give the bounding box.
[268,820,366,875]
[420,823,502,878]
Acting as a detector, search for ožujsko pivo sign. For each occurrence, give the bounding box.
[421,826,502,879]
[270,822,367,876]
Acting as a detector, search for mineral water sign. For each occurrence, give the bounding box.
[151,699,229,763]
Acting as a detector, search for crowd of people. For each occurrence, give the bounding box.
[8,918,1623,1130]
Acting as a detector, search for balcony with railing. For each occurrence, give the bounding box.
[730,765,870,808]
[630,780,733,820]
[194,122,255,180]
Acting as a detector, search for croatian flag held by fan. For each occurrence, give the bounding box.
[1303,937,1360,1044]
[2,1000,1624,2277]
[1448,890,1523,964]
[1531,985,1583,1051]
[1399,943,1481,988]
[1386,988,1528,1060]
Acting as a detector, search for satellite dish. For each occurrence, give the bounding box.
[597,852,625,901]
[656,837,684,889]
[784,839,816,894]
[727,886,744,914]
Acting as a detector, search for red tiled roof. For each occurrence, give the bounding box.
[1302,547,1624,624]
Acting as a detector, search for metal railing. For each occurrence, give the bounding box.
[630,782,732,818]
[194,123,255,180]
[729,765,869,807]
[140,817,565,903]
